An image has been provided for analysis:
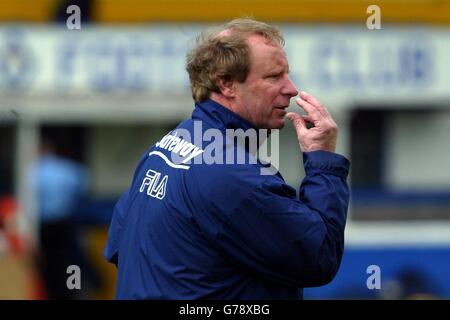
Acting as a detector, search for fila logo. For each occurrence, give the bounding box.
[139,169,168,200]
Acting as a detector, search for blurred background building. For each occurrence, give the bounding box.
[0,0,449,299]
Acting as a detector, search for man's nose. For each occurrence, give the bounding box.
[282,77,298,97]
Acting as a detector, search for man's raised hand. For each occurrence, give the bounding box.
[286,91,338,153]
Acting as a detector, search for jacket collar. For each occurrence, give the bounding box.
[191,99,276,172]
[192,99,256,131]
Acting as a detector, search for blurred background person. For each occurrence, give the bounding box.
[30,131,93,299]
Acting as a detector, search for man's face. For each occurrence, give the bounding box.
[234,35,298,129]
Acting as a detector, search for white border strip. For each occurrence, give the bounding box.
[345,221,450,247]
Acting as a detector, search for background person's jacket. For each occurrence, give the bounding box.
[104,99,350,299]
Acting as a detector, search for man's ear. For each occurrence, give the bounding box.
[216,76,235,98]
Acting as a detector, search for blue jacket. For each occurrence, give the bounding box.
[104,99,350,299]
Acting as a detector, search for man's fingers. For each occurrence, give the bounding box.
[286,112,306,131]
[302,115,314,123]
[300,91,330,117]
[295,97,320,120]
[300,91,322,108]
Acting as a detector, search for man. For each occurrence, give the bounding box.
[32,135,89,299]
[104,18,350,299]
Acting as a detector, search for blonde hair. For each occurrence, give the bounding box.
[186,18,285,103]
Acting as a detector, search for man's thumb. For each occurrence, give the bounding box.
[286,112,306,129]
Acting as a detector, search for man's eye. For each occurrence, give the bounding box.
[266,74,281,79]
